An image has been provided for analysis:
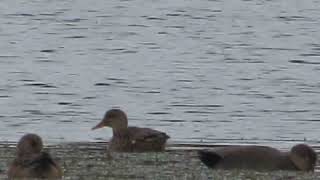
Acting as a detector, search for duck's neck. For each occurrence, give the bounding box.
[113,127,128,137]
[278,152,299,170]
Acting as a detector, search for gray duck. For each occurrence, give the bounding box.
[8,134,62,179]
[199,144,317,171]
[92,109,170,152]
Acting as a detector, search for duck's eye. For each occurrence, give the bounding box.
[107,115,112,119]
[31,140,37,148]
[108,113,117,118]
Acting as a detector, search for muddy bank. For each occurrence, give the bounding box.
[0,142,319,179]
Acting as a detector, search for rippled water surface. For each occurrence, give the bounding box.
[0,0,320,145]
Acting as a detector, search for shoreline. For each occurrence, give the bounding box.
[2,139,319,148]
[0,142,319,179]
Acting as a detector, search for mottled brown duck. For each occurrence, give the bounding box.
[92,109,170,152]
[199,144,317,171]
[8,134,62,179]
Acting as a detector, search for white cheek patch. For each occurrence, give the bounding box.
[131,140,136,144]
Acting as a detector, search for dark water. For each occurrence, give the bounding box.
[0,0,320,145]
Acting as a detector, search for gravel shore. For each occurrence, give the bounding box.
[0,142,319,180]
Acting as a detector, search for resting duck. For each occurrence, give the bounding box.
[8,134,62,179]
[92,109,170,152]
[199,144,317,171]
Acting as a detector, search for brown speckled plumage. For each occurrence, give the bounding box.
[8,134,62,179]
[92,109,170,152]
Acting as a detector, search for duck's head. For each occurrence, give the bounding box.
[290,144,317,171]
[17,133,43,157]
[92,109,128,131]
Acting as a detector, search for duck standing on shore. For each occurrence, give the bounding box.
[92,109,170,152]
[8,134,62,179]
[199,144,317,171]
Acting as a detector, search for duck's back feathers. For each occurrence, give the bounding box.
[199,146,298,171]
[110,126,170,152]
[129,127,170,142]
[8,152,62,179]
[26,152,60,173]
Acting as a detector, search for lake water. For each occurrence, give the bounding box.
[0,0,319,146]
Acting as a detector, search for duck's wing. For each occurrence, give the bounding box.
[24,152,62,177]
[128,127,170,143]
[27,152,58,169]
[199,146,283,170]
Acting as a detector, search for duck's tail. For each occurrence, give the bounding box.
[198,150,222,168]
[28,152,59,171]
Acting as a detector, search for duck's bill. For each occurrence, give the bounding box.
[92,122,104,130]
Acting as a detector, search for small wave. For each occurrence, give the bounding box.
[160,119,185,122]
[184,110,215,114]
[94,83,111,86]
[145,16,166,21]
[6,13,34,17]
[64,35,86,39]
[171,104,223,108]
[40,49,56,53]
[299,53,320,57]
[147,112,171,115]
[289,60,320,65]
[24,83,57,88]
[57,102,73,105]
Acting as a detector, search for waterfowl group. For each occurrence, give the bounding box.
[198,144,317,171]
[4,108,318,179]
[8,133,62,179]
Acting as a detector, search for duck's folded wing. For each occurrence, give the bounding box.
[199,146,283,170]
[23,152,59,171]
[128,127,170,143]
